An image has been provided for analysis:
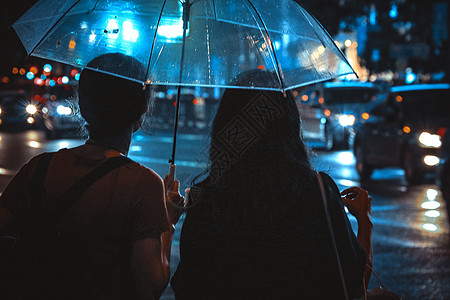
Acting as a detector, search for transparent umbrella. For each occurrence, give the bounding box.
[13,0,356,163]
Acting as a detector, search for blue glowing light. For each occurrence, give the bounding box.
[369,6,377,25]
[107,19,119,32]
[106,19,120,40]
[158,22,186,40]
[43,64,52,72]
[391,83,450,92]
[390,4,398,19]
[157,3,188,42]
[406,73,416,84]
[26,72,35,80]
[273,41,281,51]
[123,20,139,42]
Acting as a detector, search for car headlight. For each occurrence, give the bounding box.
[0,107,2,115]
[26,104,37,115]
[418,132,442,148]
[338,114,355,127]
[423,155,440,166]
[56,105,72,115]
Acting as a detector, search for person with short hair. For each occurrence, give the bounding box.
[0,53,185,299]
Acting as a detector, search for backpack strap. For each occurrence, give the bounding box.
[50,155,133,221]
[27,152,56,209]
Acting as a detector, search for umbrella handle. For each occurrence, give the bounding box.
[169,164,176,180]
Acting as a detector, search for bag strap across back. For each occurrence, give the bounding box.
[28,153,132,221]
[53,155,132,219]
[28,152,55,202]
[315,171,350,300]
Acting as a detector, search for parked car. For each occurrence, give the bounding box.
[0,90,40,131]
[353,83,450,184]
[41,92,84,139]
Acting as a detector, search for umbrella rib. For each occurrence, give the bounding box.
[212,0,217,20]
[87,0,101,14]
[145,0,169,82]
[305,11,358,78]
[205,1,212,84]
[28,0,81,55]
[298,5,327,49]
[245,0,285,92]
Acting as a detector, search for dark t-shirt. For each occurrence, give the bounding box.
[171,172,367,300]
[0,149,170,299]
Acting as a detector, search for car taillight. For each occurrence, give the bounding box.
[436,127,447,139]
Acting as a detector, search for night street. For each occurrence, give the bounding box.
[0,0,449,299]
[0,129,448,299]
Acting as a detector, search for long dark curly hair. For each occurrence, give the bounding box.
[189,70,318,229]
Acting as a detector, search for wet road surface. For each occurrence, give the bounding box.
[0,130,449,299]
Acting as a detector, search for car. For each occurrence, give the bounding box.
[304,81,388,149]
[353,83,450,184]
[295,98,336,150]
[295,81,387,150]
[41,89,84,139]
[0,90,40,131]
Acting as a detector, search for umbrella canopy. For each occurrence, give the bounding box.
[13,0,355,91]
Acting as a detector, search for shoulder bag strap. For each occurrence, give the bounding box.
[315,171,350,300]
[27,152,56,207]
[51,156,133,221]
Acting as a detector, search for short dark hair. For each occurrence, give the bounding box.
[78,53,149,138]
